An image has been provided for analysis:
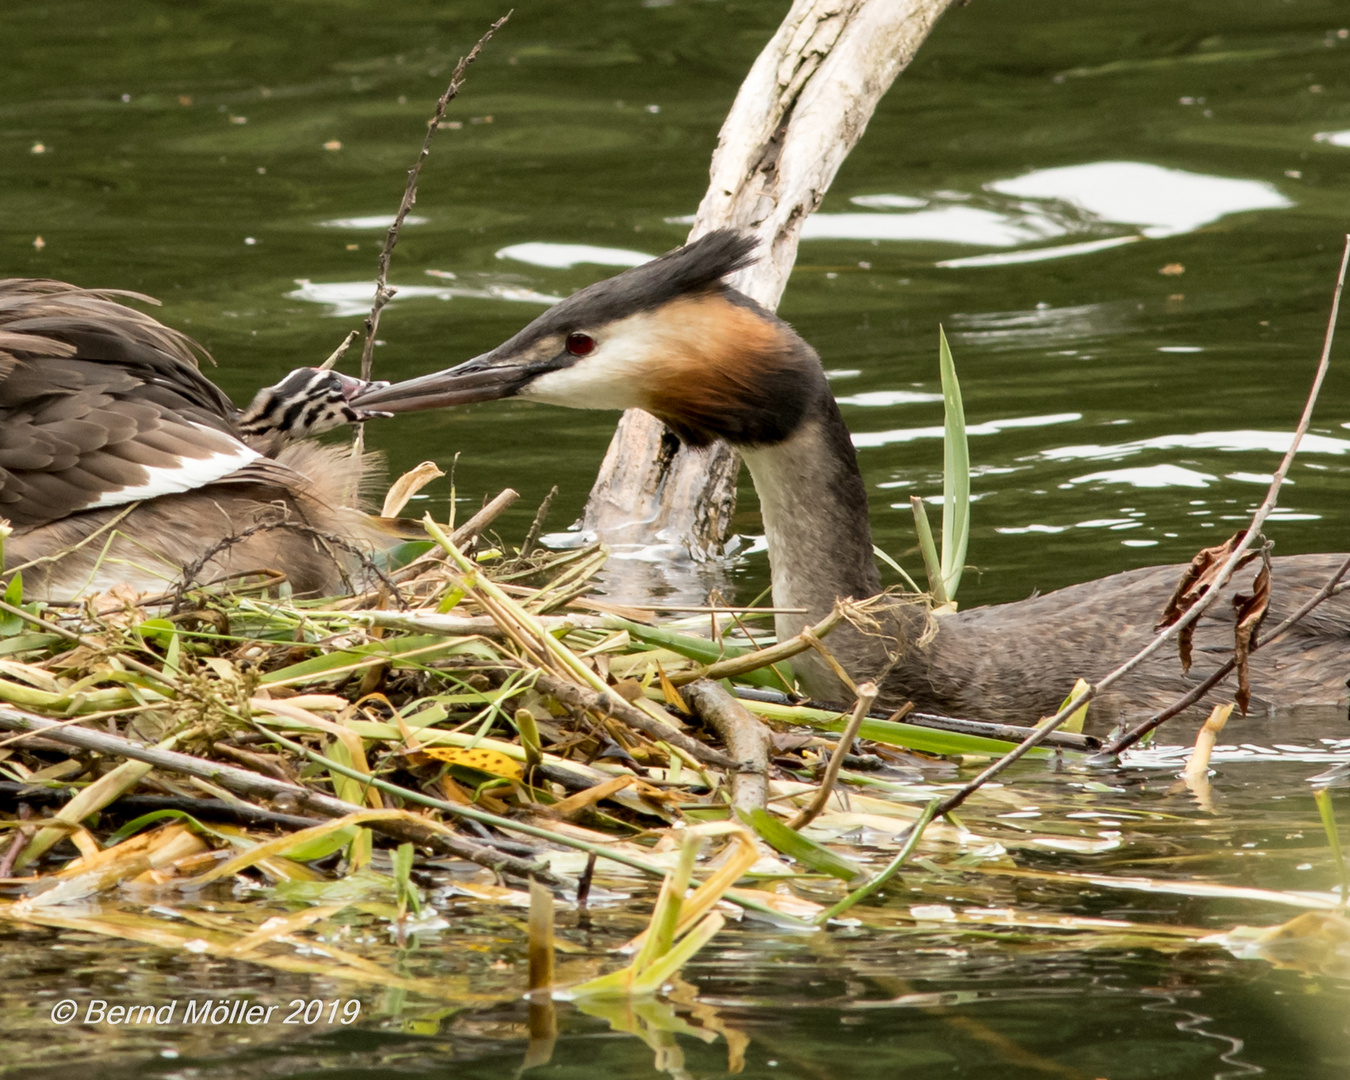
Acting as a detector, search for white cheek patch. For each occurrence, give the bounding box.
[517,312,659,411]
[85,424,264,511]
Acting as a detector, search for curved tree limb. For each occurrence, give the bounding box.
[582,0,958,557]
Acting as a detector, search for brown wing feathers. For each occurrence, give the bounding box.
[0,279,394,600]
[0,280,260,529]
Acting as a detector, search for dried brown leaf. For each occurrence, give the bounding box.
[1232,554,1271,714]
[541,774,635,820]
[1157,532,1256,672]
[381,460,445,518]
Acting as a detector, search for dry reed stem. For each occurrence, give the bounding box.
[527,878,555,994]
[671,603,847,684]
[360,13,510,380]
[787,681,877,830]
[527,669,736,770]
[1181,702,1233,807]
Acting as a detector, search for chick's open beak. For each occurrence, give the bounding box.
[349,353,530,414]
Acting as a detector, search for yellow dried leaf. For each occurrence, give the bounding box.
[382,461,445,517]
[421,746,524,780]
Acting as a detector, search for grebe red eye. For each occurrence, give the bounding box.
[566,332,595,356]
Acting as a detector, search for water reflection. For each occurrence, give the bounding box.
[949,300,1138,349]
[937,235,1141,269]
[495,242,652,269]
[287,277,560,318]
[989,161,1291,239]
[320,214,428,229]
[811,161,1291,266]
[803,205,1061,246]
[1042,429,1350,463]
[852,411,1080,449]
[1066,464,1218,489]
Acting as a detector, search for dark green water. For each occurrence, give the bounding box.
[4,0,1350,1075]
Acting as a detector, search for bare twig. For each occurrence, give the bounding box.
[666,603,848,684]
[930,234,1349,818]
[681,679,773,813]
[0,704,554,883]
[318,330,360,372]
[519,485,558,560]
[359,13,511,380]
[451,487,520,548]
[528,668,736,770]
[380,488,520,588]
[0,803,33,879]
[173,519,407,610]
[788,682,877,830]
[2,502,139,577]
[1102,552,1350,755]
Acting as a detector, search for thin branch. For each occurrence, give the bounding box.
[928,233,1349,819]
[0,705,554,883]
[681,678,773,813]
[1102,552,1350,755]
[788,681,876,830]
[172,519,407,610]
[318,330,359,372]
[359,13,511,380]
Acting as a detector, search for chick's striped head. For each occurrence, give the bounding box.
[238,368,391,441]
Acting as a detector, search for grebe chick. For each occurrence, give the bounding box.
[0,278,398,600]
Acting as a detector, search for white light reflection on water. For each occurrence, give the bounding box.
[1042,429,1350,462]
[1123,739,1350,769]
[319,214,429,229]
[937,236,1141,268]
[287,278,561,318]
[802,206,1060,246]
[989,161,1291,239]
[853,412,1080,449]
[1065,464,1218,488]
[820,161,1291,264]
[494,242,652,269]
[948,300,1136,350]
[520,163,1292,273]
[837,389,943,407]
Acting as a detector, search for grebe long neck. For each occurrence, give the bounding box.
[741,392,891,700]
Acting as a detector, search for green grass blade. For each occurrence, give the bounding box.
[744,808,864,881]
[909,497,947,605]
[602,616,794,692]
[1313,787,1349,906]
[741,698,1060,759]
[629,912,726,995]
[938,325,970,599]
[816,798,940,924]
[873,545,923,594]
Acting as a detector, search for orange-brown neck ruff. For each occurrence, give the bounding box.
[639,292,823,448]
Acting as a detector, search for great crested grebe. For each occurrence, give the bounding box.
[0,278,398,601]
[353,231,1350,724]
